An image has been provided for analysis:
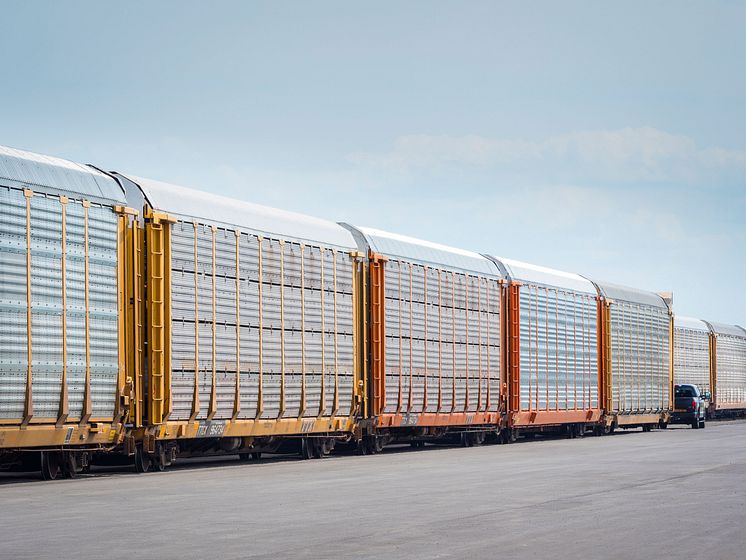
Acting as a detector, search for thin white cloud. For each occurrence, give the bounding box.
[348,127,746,184]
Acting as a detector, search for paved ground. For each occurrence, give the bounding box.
[1,421,745,559]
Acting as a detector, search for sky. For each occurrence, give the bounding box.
[1,1,745,323]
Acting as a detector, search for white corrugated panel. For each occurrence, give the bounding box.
[705,321,746,409]
[380,261,501,415]
[0,187,119,421]
[0,144,125,203]
[674,316,711,394]
[490,256,597,295]
[168,221,355,421]
[346,226,502,417]
[123,174,355,249]
[516,283,599,412]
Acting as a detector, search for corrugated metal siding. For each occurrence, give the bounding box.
[518,284,599,411]
[169,221,355,421]
[609,301,670,414]
[714,334,746,408]
[673,325,710,394]
[381,260,501,414]
[0,187,119,421]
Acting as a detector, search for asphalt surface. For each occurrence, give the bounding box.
[1,421,745,560]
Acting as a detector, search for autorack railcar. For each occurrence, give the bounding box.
[0,146,129,479]
[1,143,745,479]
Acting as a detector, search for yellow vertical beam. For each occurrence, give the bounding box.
[146,212,172,425]
[232,230,241,421]
[163,216,172,421]
[207,226,218,420]
[56,196,70,426]
[668,312,674,410]
[22,189,34,426]
[189,222,201,422]
[710,334,717,409]
[332,250,339,417]
[255,236,264,419]
[81,200,93,424]
[299,244,306,419]
[125,217,144,427]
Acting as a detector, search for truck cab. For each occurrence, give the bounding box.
[672,384,707,429]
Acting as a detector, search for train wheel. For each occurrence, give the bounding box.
[61,452,78,479]
[40,451,61,481]
[134,445,151,473]
[300,438,315,460]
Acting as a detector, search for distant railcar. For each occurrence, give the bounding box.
[704,321,746,415]
[485,256,602,438]
[673,316,712,412]
[592,282,672,431]
[342,226,505,451]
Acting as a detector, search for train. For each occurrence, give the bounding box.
[1,144,745,480]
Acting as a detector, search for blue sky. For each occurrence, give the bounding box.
[2,1,745,323]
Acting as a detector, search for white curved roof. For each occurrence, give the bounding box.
[123,174,356,249]
[705,321,746,338]
[0,144,125,203]
[590,279,668,309]
[675,316,709,332]
[353,226,500,276]
[488,256,596,294]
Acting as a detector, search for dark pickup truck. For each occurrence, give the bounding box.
[672,384,707,429]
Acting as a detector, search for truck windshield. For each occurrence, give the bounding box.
[675,386,697,398]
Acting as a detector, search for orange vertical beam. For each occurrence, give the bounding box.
[437,270,443,412]
[422,266,428,413]
[299,244,307,419]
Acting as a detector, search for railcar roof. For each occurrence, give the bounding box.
[0,144,125,203]
[352,226,501,276]
[120,173,356,249]
[487,255,597,295]
[674,316,710,332]
[588,279,668,309]
[705,321,746,338]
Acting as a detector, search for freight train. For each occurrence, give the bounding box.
[1,144,745,480]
